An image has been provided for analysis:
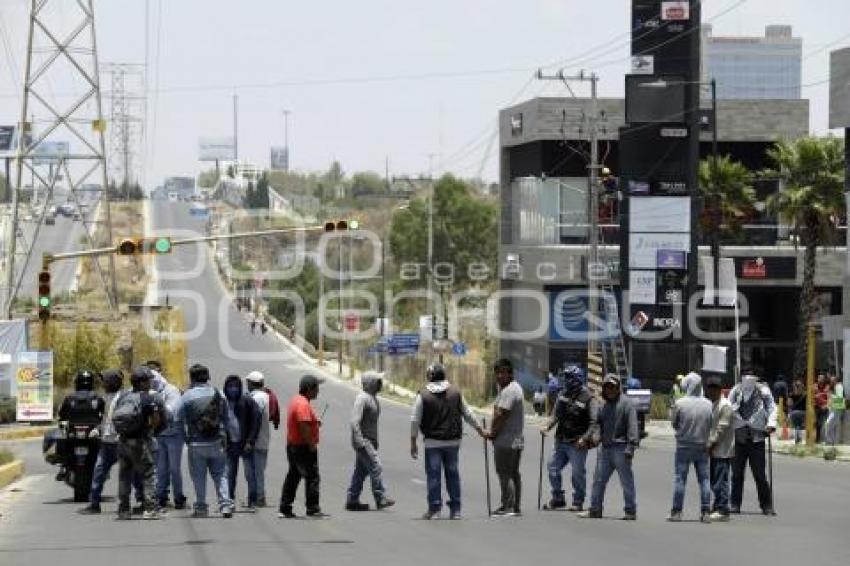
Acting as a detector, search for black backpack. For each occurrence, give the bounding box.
[195,391,222,437]
[113,392,145,437]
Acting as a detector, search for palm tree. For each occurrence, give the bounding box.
[765,136,846,377]
[699,155,757,243]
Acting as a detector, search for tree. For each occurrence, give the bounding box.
[765,136,845,377]
[349,171,386,198]
[255,172,270,209]
[389,174,497,289]
[198,168,220,189]
[243,181,256,208]
[699,155,756,242]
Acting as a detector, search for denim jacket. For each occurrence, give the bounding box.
[178,383,233,445]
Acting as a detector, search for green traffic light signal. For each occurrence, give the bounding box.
[38,296,50,308]
[349,219,360,230]
[154,237,172,254]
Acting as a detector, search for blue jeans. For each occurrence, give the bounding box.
[424,446,461,513]
[590,445,636,514]
[710,457,731,514]
[188,442,233,512]
[243,448,268,505]
[226,443,243,502]
[548,441,588,505]
[347,445,387,504]
[155,434,185,505]
[671,445,711,513]
[89,442,118,505]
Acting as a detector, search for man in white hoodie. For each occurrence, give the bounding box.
[667,372,713,523]
[728,372,777,516]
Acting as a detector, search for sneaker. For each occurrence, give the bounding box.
[117,508,131,521]
[376,498,396,510]
[449,510,462,520]
[567,504,584,512]
[243,505,257,514]
[700,512,712,524]
[491,507,510,517]
[762,507,777,516]
[132,504,144,516]
[142,510,160,520]
[421,509,440,520]
[345,501,370,512]
[542,499,566,511]
[191,509,209,519]
[306,509,330,519]
[709,512,730,522]
[77,504,101,515]
[510,509,522,517]
[666,511,683,522]
[222,507,234,518]
[174,498,187,510]
[256,497,267,508]
[277,509,296,519]
[578,509,603,519]
[622,512,637,521]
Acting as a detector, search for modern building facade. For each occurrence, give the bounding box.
[498,96,844,387]
[702,24,802,100]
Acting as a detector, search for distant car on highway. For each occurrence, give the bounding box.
[45,215,56,225]
[72,211,82,221]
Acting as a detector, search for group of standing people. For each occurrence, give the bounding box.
[777,373,845,445]
[73,362,279,519]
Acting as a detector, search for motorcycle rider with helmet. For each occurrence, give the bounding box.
[78,369,124,514]
[57,370,106,482]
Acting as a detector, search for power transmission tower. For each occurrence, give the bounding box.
[103,63,146,194]
[5,0,118,316]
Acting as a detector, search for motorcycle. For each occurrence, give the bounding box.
[43,421,101,502]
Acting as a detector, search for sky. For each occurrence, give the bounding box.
[0,0,848,187]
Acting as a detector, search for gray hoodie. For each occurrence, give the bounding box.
[671,372,713,449]
[351,373,382,450]
[593,377,640,456]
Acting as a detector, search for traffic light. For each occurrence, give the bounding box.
[116,237,173,255]
[323,220,359,232]
[37,270,51,321]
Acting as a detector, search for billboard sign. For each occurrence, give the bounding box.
[629,197,691,233]
[199,137,236,161]
[33,141,69,165]
[387,333,420,355]
[15,351,53,421]
[0,126,14,152]
[270,146,289,171]
[629,233,690,269]
[631,55,654,75]
[661,1,690,21]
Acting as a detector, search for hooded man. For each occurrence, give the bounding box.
[667,372,713,523]
[346,372,395,511]
[411,364,485,520]
[706,376,734,522]
[580,374,639,521]
[149,363,187,511]
[223,374,261,511]
[245,371,271,508]
[728,372,777,515]
[541,365,598,512]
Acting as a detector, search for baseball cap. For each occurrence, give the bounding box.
[299,374,325,391]
[245,371,264,384]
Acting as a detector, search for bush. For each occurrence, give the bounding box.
[650,392,672,421]
[0,396,15,424]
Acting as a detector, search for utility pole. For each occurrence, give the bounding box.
[103,63,146,194]
[233,94,239,165]
[282,110,291,173]
[536,69,603,376]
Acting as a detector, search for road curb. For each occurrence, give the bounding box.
[0,426,51,441]
[0,460,24,489]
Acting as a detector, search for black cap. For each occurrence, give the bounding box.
[145,360,162,371]
[299,374,324,393]
[494,358,513,372]
[130,366,152,386]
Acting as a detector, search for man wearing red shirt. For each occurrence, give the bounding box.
[279,374,326,518]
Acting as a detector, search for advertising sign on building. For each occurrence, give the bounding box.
[829,48,850,129]
[15,351,53,422]
[661,1,690,21]
[0,126,15,152]
[629,270,657,305]
[631,55,654,75]
[629,233,691,269]
[629,197,691,233]
[657,249,686,270]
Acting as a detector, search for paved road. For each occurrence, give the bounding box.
[1,201,846,566]
[14,212,90,298]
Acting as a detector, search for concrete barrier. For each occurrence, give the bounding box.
[0,460,24,489]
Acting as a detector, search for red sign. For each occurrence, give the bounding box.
[344,313,359,332]
[741,259,766,279]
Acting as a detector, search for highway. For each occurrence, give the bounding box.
[0,201,846,566]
